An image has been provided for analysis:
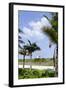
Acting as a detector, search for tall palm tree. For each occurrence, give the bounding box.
[18,29,24,48]
[24,40,41,69]
[19,47,27,69]
[18,29,25,69]
[18,29,40,69]
[42,13,58,76]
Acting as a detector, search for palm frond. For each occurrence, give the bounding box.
[42,27,58,44]
[18,36,22,39]
[28,40,32,45]
[23,42,41,53]
[18,39,24,44]
[43,14,58,31]
[43,15,52,25]
[18,29,24,33]
[18,50,24,55]
[18,44,22,49]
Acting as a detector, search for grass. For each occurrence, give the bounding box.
[18,58,54,66]
[18,68,55,79]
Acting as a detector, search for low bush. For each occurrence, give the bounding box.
[18,68,55,79]
[41,69,54,77]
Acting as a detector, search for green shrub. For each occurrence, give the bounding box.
[32,70,41,78]
[19,68,23,75]
[18,68,55,79]
[48,70,55,77]
[44,69,55,77]
[41,71,46,77]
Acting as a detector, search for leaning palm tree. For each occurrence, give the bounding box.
[18,29,40,69]
[18,29,25,69]
[18,29,24,48]
[42,13,58,76]
[43,27,58,67]
[24,40,41,69]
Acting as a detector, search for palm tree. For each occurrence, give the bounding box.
[18,29,24,48]
[18,29,25,69]
[42,13,58,76]
[24,40,41,69]
[18,29,40,69]
[19,47,27,69]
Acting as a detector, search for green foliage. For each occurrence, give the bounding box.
[43,13,58,32]
[43,69,55,77]
[32,69,42,78]
[42,13,58,77]
[18,58,54,66]
[24,41,41,54]
[18,68,55,79]
[42,27,58,44]
[48,71,55,77]
[18,28,24,50]
[34,58,47,62]
[42,13,58,44]
[19,58,50,63]
[51,13,58,31]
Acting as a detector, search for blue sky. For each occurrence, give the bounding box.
[18,10,56,59]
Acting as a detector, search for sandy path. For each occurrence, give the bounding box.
[18,65,55,70]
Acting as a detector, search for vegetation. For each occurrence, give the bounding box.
[23,40,41,69]
[18,58,54,66]
[18,28,26,69]
[18,13,58,79]
[18,68,55,79]
[42,13,58,76]
[18,29,40,69]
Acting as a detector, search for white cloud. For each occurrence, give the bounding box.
[22,17,51,42]
[23,27,32,37]
[29,17,51,30]
[29,21,42,30]
[22,26,44,41]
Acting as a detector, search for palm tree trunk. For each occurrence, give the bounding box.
[23,55,25,69]
[30,54,32,69]
[55,45,58,76]
[53,49,55,67]
[53,48,56,77]
[54,45,58,77]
